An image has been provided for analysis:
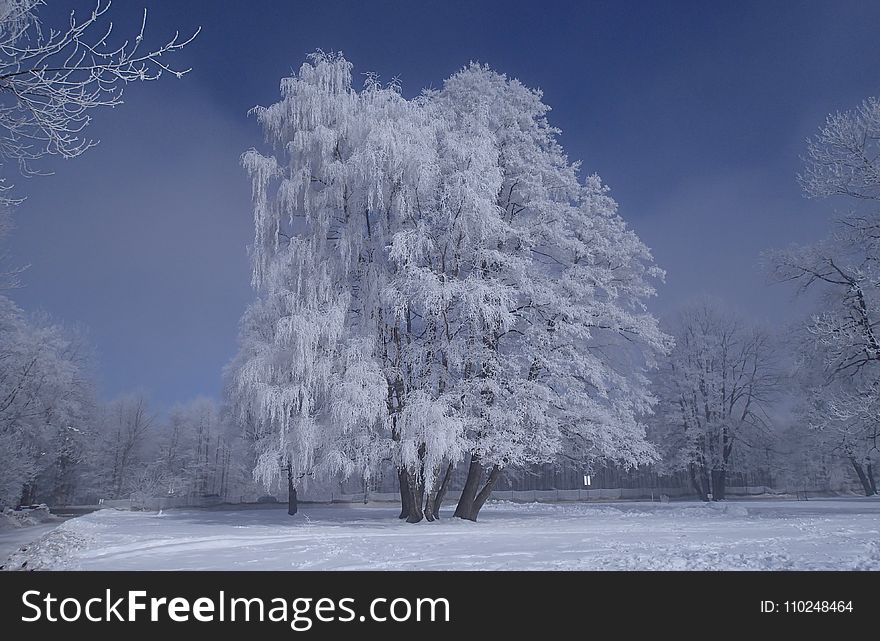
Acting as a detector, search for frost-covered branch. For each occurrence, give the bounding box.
[800,97,880,201]
[0,0,199,204]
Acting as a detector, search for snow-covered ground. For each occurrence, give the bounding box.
[0,523,64,565]
[3,498,879,571]
[0,505,65,564]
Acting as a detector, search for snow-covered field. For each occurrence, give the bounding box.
[3,498,879,571]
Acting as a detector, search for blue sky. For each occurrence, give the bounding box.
[8,1,880,411]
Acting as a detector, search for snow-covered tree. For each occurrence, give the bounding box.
[95,392,152,499]
[229,53,410,516]
[0,0,199,205]
[155,397,241,500]
[768,96,880,496]
[799,97,880,202]
[0,295,94,507]
[652,299,778,500]
[800,378,878,495]
[230,53,669,522]
[421,64,670,521]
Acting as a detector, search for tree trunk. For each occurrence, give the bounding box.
[53,456,69,507]
[287,465,298,516]
[18,483,34,508]
[427,462,454,520]
[688,464,708,501]
[397,468,411,519]
[699,465,711,501]
[455,455,501,522]
[850,457,876,496]
[867,461,877,496]
[469,465,502,520]
[17,485,25,508]
[711,469,726,501]
[405,469,424,524]
[424,466,436,522]
[454,454,483,519]
[424,502,435,522]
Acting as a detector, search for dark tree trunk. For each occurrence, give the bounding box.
[688,465,708,501]
[470,465,502,519]
[410,443,428,522]
[850,457,877,496]
[424,503,435,522]
[711,469,726,501]
[455,456,501,522]
[454,454,483,519]
[867,461,877,496]
[18,483,35,508]
[397,468,411,519]
[424,466,436,522]
[53,456,70,507]
[405,469,424,524]
[287,465,298,516]
[699,465,711,501]
[427,462,455,520]
[422,467,438,521]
